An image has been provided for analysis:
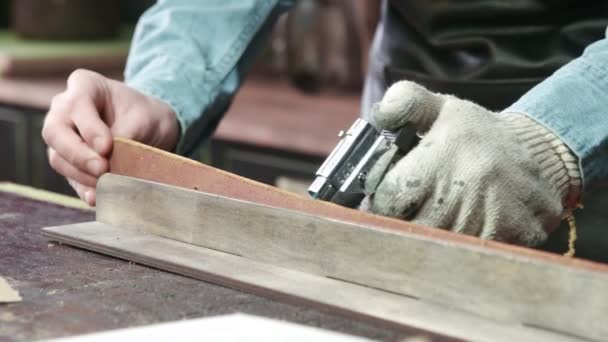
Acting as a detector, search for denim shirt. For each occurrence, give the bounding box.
[125,0,295,155]
[125,0,608,191]
[506,36,608,191]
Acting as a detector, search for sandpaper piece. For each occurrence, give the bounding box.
[0,276,22,303]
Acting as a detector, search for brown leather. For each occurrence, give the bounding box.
[109,137,608,273]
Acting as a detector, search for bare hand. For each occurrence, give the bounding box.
[42,69,179,206]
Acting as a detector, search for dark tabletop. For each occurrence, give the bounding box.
[0,190,454,341]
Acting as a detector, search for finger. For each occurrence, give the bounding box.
[65,69,114,156]
[482,212,548,247]
[358,195,373,212]
[47,147,98,188]
[364,145,399,194]
[42,115,108,178]
[67,177,86,199]
[371,149,434,219]
[67,178,96,206]
[84,188,97,207]
[512,219,548,247]
[480,191,550,247]
[67,70,146,144]
[371,81,447,132]
[43,70,111,176]
[70,99,113,157]
[450,197,484,237]
[411,180,471,232]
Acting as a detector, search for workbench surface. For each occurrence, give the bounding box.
[0,189,450,341]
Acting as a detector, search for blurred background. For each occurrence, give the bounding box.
[0,0,379,197]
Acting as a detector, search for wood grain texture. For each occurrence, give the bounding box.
[43,222,582,342]
[109,137,608,274]
[95,174,608,341]
[0,182,92,210]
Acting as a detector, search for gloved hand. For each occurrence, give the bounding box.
[362,81,581,246]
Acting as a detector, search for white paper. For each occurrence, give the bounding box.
[0,276,21,303]
[45,313,376,342]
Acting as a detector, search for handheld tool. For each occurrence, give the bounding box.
[308,118,419,207]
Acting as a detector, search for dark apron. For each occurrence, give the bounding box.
[363,0,608,261]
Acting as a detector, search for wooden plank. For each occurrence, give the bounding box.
[94,174,608,341]
[43,222,583,342]
[0,182,92,210]
[109,138,608,274]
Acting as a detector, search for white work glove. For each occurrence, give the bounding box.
[362,81,581,246]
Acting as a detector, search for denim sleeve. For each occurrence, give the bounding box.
[505,34,608,191]
[124,0,295,155]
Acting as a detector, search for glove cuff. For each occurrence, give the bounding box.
[502,113,582,208]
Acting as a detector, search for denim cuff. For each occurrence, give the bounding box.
[505,54,608,191]
[126,56,210,155]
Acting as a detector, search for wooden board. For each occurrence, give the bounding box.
[6,191,416,342]
[0,182,92,210]
[43,222,581,342]
[70,174,607,341]
[109,138,608,274]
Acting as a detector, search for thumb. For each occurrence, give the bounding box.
[371,81,447,132]
[370,149,433,220]
[69,97,113,157]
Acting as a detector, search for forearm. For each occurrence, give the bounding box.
[506,34,608,190]
[125,0,294,155]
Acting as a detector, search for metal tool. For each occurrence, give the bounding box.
[308,118,419,207]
